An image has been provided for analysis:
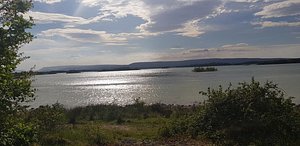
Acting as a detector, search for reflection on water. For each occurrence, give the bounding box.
[31,64,300,107]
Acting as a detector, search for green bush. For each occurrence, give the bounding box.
[27,103,66,133]
[161,79,300,145]
[159,116,192,138]
[0,119,37,146]
[196,79,300,145]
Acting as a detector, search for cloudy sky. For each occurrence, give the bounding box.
[20,0,300,70]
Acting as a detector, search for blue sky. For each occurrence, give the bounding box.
[20,0,300,70]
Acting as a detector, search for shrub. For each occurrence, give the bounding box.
[27,103,66,133]
[0,120,37,146]
[160,79,300,145]
[159,116,192,138]
[194,79,300,145]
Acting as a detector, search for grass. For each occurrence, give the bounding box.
[27,99,300,146]
[39,118,210,146]
[28,102,208,145]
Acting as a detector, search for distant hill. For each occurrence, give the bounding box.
[129,58,276,69]
[38,58,300,74]
[39,65,128,72]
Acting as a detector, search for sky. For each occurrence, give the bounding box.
[19,0,300,70]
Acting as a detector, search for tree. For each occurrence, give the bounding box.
[0,0,36,145]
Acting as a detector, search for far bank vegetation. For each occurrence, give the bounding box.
[192,67,218,72]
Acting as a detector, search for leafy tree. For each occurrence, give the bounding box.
[0,0,36,145]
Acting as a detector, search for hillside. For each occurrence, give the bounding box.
[38,58,300,73]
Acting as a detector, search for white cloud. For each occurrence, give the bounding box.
[38,27,159,45]
[26,11,110,26]
[222,43,249,48]
[78,0,221,37]
[187,43,252,53]
[159,43,300,60]
[252,21,300,27]
[80,0,101,7]
[252,0,300,28]
[39,28,128,44]
[170,47,185,50]
[175,19,205,37]
[255,0,300,18]
[27,11,87,24]
[144,1,220,33]
[34,0,63,4]
[80,0,152,21]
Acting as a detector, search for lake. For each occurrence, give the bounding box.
[31,63,300,107]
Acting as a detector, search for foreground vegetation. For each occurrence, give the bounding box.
[24,101,202,145]
[192,67,218,72]
[19,79,300,145]
[160,79,300,145]
[1,0,36,145]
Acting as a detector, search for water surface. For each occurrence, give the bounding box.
[31,64,300,107]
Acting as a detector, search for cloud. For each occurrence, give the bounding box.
[34,0,63,4]
[170,47,185,50]
[26,11,110,26]
[252,0,300,28]
[39,28,128,45]
[255,0,300,18]
[144,1,220,33]
[252,21,300,28]
[77,0,221,37]
[223,0,257,2]
[185,43,251,53]
[81,0,152,21]
[38,27,158,45]
[159,43,300,60]
[161,43,255,60]
[76,0,266,38]
[80,0,102,7]
[27,11,87,24]
[222,43,249,48]
[175,19,205,37]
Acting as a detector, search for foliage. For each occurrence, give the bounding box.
[162,79,300,145]
[198,79,300,145]
[26,101,196,145]
[39,123,114,146]
[159,116,192,138]
[192,67,217,72]
[0,0,36,145]
[37,117,173,146]
[64,101,176,124]
[0,117,37,146]
[27,103,66,133]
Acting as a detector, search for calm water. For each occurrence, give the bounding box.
[31,64,300,107]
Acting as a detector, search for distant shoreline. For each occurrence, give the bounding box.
[35,58,300,75]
